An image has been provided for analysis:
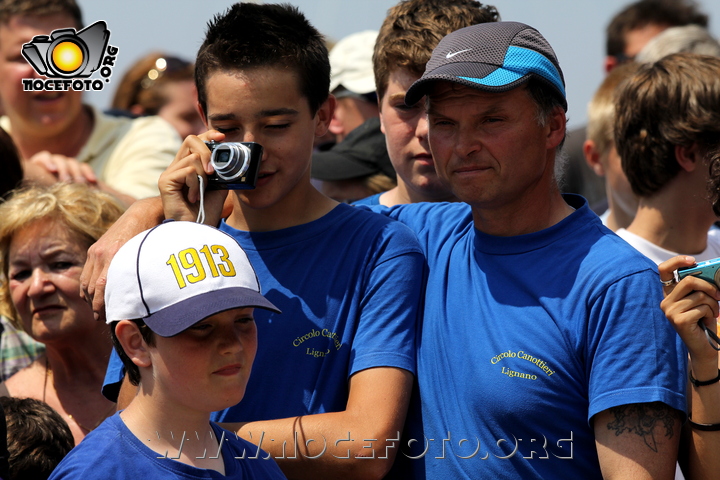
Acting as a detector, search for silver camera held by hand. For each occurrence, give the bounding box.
[677,257,720,287]
[205,141,263,190]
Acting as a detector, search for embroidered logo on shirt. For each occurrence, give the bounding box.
[293,328,343,358]
[490,349,556,380]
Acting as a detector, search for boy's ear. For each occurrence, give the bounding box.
[675,143,701,172]
[583,139,605,176]
[378,91,387,135]
[197,101,209,129]
[314,94,336,137]
[115,320,152,368]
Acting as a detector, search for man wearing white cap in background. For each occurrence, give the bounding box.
[311,30,396,203]
[49,221,286,479]
[325,30,380,143]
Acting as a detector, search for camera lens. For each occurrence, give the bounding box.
[215,150,231,166]
[210,143,252,181]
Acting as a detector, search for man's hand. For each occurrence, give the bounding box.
[158,130,228,224]
[80,197,164,321]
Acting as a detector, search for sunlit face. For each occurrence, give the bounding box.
[147,307,257,412]
[427,83,562,209]
[7,219,95,343]
[0,14,84,137]
[380,67,453,201]
[201,67,330,211]
[158,79,204,139]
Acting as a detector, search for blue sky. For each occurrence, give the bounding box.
[78,0,720,129]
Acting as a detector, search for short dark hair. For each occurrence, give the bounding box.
[0,396,74,480]
[0,0,82,29]
[195,2,329,116]
[373,0,499,101]
[110,320,156,387]
[522,79,568,150]
[615,53,720,197]
[606,0,707,57]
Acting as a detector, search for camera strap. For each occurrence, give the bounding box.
[196,175,206,224]
[698,320,720,351]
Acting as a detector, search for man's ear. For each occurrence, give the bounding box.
[675,143,701,172]
[583,139,605,177]
[545,106,566,150]
[315,94,336,137]
[115,320,152,368]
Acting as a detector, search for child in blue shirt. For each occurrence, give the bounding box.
[49,221,285,479]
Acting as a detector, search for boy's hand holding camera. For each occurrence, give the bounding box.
[660,255,720,373]
[158,130,229,225]
[81,130,230,322]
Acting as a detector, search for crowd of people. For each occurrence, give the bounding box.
[0,0,719,479]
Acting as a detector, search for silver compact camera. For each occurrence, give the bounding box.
[677,257,720,287]
[205,141,263,190]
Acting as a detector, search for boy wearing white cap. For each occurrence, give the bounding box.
[49,221,285,480]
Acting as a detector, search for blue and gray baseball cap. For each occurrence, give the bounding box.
[404,21,567,111]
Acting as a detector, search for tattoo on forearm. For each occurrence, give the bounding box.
[606,402,676,452]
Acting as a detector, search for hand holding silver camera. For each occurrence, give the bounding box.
[205,141,263,190]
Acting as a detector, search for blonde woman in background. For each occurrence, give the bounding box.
[0,183,124,444]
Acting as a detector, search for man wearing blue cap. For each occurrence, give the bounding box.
[375,21,686,479]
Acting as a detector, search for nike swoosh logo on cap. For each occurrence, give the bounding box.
[446,49,472,59]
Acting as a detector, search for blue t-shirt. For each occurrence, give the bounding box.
[104,204,423,424]
[48,413,286,479]
[352,192,382,206]
[368,195,687,480]
[212,203,423,422]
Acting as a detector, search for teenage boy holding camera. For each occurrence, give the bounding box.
[93,4,423,479]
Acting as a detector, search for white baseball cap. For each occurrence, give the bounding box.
[105,221,280,337]
[329,30,378,95]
